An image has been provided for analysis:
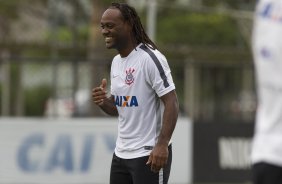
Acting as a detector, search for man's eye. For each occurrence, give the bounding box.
[106,24,114,29]
[100,24,115,30]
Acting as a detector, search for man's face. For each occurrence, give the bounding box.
[100,8,131,50]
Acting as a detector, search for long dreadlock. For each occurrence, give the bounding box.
[110,2,157,50]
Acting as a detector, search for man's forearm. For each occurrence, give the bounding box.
[99,97,118,116]
[157,104,178,146]
[157,91,179,146]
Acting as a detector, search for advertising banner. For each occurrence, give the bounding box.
[193,122,254,183]
[0,118,191,184]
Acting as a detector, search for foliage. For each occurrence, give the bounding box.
[157,12,239,46]
[0,0,20,18]
[0,86,2,115]
[202,0,256,10]
[0,63,51,116]
[24,85,52,116]
[45,25,90,43]
[0,0,48,19]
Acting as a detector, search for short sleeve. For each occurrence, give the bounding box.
[143,50,175,97]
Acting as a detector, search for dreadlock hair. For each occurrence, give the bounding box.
[110,2,157,50]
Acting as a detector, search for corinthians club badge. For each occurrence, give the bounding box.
[125,68,135,85]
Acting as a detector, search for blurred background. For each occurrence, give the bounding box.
[0,0,257,184]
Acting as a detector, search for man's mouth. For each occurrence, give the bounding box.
[105,37,113,43]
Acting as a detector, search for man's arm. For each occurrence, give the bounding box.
[99,95,118,116]
[92,79,118,116]
[146,90,179,172]
[157,90,179,146]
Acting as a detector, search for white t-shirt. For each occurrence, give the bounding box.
[110,44,175,159]
[251,0,282,166]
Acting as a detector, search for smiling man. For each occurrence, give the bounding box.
[92,2,179,184]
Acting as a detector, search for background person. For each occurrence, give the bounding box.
[251,0,282,183]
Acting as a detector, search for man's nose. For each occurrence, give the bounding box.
[101,28,109,35]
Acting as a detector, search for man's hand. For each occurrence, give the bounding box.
[146,144,168,173]
[92,79,107,106]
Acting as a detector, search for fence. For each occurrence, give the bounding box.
[0,54,256,123]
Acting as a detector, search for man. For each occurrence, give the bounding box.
[251,0,282,183]
[92,2,179,184]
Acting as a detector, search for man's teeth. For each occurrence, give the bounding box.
[105,37,112,42]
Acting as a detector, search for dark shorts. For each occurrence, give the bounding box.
[252,162,282,184]
[110,144,172,184]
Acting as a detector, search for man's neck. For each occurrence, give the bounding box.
[118,42,139,58]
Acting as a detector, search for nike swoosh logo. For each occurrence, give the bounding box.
[113,75,119,78]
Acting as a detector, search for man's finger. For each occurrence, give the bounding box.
[94,99,104,104]
[93,87,103,93]
[92,90,107,97]
[100,78,107,89]
[146,155,152,165]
